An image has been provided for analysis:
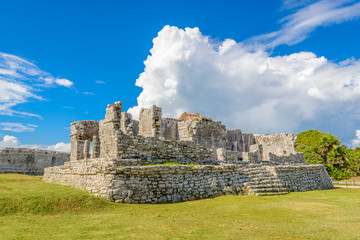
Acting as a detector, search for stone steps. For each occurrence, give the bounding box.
[243,167,289,196]
[245,183,284,189]
[254,191,289,196]
[245,179,281,185]
[248,187,288,193]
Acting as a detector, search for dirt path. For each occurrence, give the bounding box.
[333,184,360,189]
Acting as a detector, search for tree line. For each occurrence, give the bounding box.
[296,130,360,180]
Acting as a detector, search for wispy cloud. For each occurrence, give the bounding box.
[0,52,74,118]
[82,91,95,95]
[0,122,37,132]
[0,135,70,152]
[249,0,360,48]
[95,80,105,84]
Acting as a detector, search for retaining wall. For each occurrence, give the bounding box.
[44,160,334,203]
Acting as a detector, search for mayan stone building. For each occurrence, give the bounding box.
[0,148,69,175]
[44,101,334,203]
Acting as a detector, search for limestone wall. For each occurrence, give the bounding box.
[139,105,162,138]
[120,112,139,136]
[268,152,305,164]
[44,161,334,204]
[254,133,305,163]
[270,165,334,192]
[254,133,297,156]
[161,118,179,140]
[0,148,70,175]
[44,158,116,199]
[99,120,120,159]
[70,120,99,161]
[116,132,215,163]
[111,165,249,203]
[226,130,256,152]
[178,119,227,150]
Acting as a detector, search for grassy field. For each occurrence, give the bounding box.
[1,174,359,240]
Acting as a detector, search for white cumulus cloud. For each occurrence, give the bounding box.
[0,135,70,152]
[46,142,71,152]
[0,135,19,148]
[128,26,360,137]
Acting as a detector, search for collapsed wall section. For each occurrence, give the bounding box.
[0,148,69,175]
[178,118,227,150]
[139,105,162,138]
[254,133,305,163]
[226,130,256,152]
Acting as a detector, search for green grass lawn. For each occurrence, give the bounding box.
[1,174,359,240]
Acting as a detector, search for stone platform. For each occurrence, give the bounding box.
[44,159,334,203]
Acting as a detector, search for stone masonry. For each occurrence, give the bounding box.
[44,101,334,203]
[0,148,69,175]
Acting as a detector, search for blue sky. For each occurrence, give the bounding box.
[1,0,360,151]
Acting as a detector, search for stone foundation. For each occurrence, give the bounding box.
[44,160,334,203]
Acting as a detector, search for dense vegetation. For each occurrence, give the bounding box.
[1,174,360,239]
[296,130,360,180]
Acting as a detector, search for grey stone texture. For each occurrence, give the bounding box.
[254,133,305,164]
[139,105,162,138]
[0,148,69,175]
[44,160,333,203]
[70,120,99,161]
[43,101,334,204]
[161,118,179,140]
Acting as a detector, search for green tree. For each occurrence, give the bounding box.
[296,130,358,180]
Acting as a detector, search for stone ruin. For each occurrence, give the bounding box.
[44,101,334,203]
[0,148,69,175]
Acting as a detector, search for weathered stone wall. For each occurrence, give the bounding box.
[0,148,69,175]
[254,133,305,164]
[139,105,162,138]
[268,152,305,164]
[105,101,122,121]
[178,119,227,150]
[270,165,334,192]
[179,112,202,122]
[242,144,263,163]
[70,120,99,161]
[116,132,215,163]
[43,158,116,198]
[111,165,249,203]
[161,118,179,140]
[44,161,334,204]
[120,112,139,136]
[226,130,256,153]
[254,133,297,157]
[99,120,120,159]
